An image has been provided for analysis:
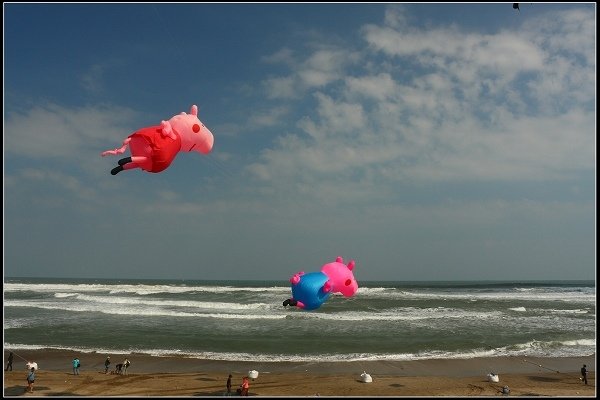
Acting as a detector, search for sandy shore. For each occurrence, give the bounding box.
[3,350,595,397]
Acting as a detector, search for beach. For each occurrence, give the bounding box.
[3,350,595,397]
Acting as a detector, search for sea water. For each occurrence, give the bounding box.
[3,278,595,362]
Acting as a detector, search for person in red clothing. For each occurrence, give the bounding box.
[236,376,249,396]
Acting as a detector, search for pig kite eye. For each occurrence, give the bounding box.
[192,124,200,133]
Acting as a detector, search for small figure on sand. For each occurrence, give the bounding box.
[122,358,131,375]
[581,364,588,385]
[113,363,123,375]
[72,357,80,375]
[26,367,35,393]
[5,351,13,371]
[104,356,111,374]
[236,376,249,396]
[226,374,232,395]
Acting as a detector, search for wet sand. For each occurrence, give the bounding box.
[3,350,595,397]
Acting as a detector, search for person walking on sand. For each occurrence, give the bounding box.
[240,376,250,396]
[226,374,232,395]
[581,364,588,385]
[104,356,111,374]
[72,357,80,375]
[5,351,13,371]
[122,358,130,375]
[26,367,35,393]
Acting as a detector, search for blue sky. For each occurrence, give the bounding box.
[4,3,596,281]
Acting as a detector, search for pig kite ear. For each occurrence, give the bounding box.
[190,105,198,116]
[160,120,177,140]
[347,260,355,271]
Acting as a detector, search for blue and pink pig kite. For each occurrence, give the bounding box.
[283,256,358,310]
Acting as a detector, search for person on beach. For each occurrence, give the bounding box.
[5,351,13,371]
[581,364,588,385]
[122,358,131,375]
[72,357,80,375]
[238,376,250,396]
[26,367,35,393]
[104,356,111,374]
[226,374,233,395]
[114,363,123,374]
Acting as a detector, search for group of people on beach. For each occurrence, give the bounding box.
[226,374,250,396]
[3,352,135,394]
[5,356,39,393]
[5,351,591,395]
[104,356,131,375]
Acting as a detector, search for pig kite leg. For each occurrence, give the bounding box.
[101,138,148,175]
[110,156,149,175]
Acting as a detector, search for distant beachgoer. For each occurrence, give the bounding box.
[104,356,111,374]
[581,364,588,385]
[240,376,250,396]
[26,367,35,393]
[122,358,131,375]
[72,357,80,375]
[226,374,232,395]
[114,363,123,374]
[5,352,13,371]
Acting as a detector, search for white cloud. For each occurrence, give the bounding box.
[344,73,399,101]
[5,103,138,159]
[248,5,595,194]
[263,76,298,99]
[261,47,295,66]
[262,47,360,98]
[248,106,290,128]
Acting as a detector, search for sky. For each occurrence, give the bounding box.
[3,2,596,281]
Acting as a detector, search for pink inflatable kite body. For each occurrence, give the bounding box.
[320,256,358,297]
[101,105,214,175]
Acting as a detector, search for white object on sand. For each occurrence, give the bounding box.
[248,370,259,379]
[360,371,373,383]
[487,373,499,383]
[26,362,38,371]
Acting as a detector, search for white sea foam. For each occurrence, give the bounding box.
[508,307,527,312]
[4,300,286,319]
[4,282,290,296]
[357,287,595,303]
[4,337,595,362]
[73,293,271,310]
[5,299,507,322]
[54,292,78,298]
[6,282,595,306]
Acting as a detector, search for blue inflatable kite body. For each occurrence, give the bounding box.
[290,271,331,311]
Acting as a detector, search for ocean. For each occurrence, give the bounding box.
[3,278,595,363]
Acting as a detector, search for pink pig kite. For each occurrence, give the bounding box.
[101,105,214,175]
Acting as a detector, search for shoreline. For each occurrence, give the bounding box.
[3,350,595,396]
